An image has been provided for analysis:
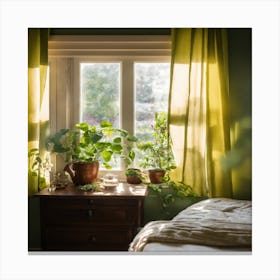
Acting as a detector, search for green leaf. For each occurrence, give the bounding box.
[113,137,121,143]
[100,121,112,128]
[79,183,100,191]
[111,144,122,153]
[127,135,138,142]
[137,141,153,151]
[76,122,88,131]
[129,150,135,161]
[101,150,113,162]
[96,142,110,149]
[90,132,103,143]
[115,128,128,137]
[103,162,112,169]
[169,165,177,170]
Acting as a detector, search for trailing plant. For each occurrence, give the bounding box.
[147,180,197,211]
[46,121,137,169]
[78,183,101,192]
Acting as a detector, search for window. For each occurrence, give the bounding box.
[80,63,121,127]
[134,63,170,142]
[79,60,170,169]
[49,35,171,172]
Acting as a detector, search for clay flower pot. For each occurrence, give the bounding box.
[148,169,166,184]
[64,161,99,185]
[125,168,142,184]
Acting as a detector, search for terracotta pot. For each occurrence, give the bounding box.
[126,168,142,184]
[64,161,99,185]
[148,169,166,184]
[126,176,142,184]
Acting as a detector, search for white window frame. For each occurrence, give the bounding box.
[49,35,171,178]
[73,56,171,134]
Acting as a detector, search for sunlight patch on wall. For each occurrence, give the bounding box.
[28,67,40,125]
[40,65,49,122]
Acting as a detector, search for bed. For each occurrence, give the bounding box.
[129,198,252,253]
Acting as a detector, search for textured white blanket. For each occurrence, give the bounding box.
[129,198,252,252]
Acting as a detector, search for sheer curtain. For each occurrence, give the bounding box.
[168,28,232,197]
[28,28,50,195]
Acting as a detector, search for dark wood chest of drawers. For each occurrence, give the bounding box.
[35,183,147,251]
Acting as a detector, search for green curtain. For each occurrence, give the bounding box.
[28,28,50,195]
[168,28,233,197]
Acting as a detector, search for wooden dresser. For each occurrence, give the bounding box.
[35,183,147,251]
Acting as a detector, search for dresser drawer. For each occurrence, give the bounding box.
[43,226,134,251]
[36,185,147,251]
[41,198,139,226]
[41,197,138,209]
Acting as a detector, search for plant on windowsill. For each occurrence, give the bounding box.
[136,111,176,184]
[135,112,200,218]
[46,121,137,186]
[125,168,148,184]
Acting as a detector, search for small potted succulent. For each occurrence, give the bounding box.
[136,112,176,184]
[46,121,137,186]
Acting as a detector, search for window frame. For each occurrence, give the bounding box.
[74,56,171,175]
[73,56,171,135]
[48,35,171,177]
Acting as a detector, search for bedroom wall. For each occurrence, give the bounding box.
[227,28,252,200]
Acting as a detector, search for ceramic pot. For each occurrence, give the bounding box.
[148,169,166,184]
[126,168,142,184]
[64,161,99,185]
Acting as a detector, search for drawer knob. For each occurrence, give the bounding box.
[90,236,96,242]
[88,209,96,218]
[88,209,94,217]
[88,199,94,205]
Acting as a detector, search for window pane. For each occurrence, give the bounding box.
[80,63,120,169]
[134,63,170,142]
[80,63,120,127]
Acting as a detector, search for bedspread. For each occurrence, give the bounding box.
[129,198,252,252]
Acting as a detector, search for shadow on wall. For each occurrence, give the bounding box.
[226,28,252,200]
[221,116,252,199]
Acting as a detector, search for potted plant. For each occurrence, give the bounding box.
[136,112,176,184]
[46,121,137,185]
[125,168,147,184]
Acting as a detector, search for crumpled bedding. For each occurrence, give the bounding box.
[129,198,252,252]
